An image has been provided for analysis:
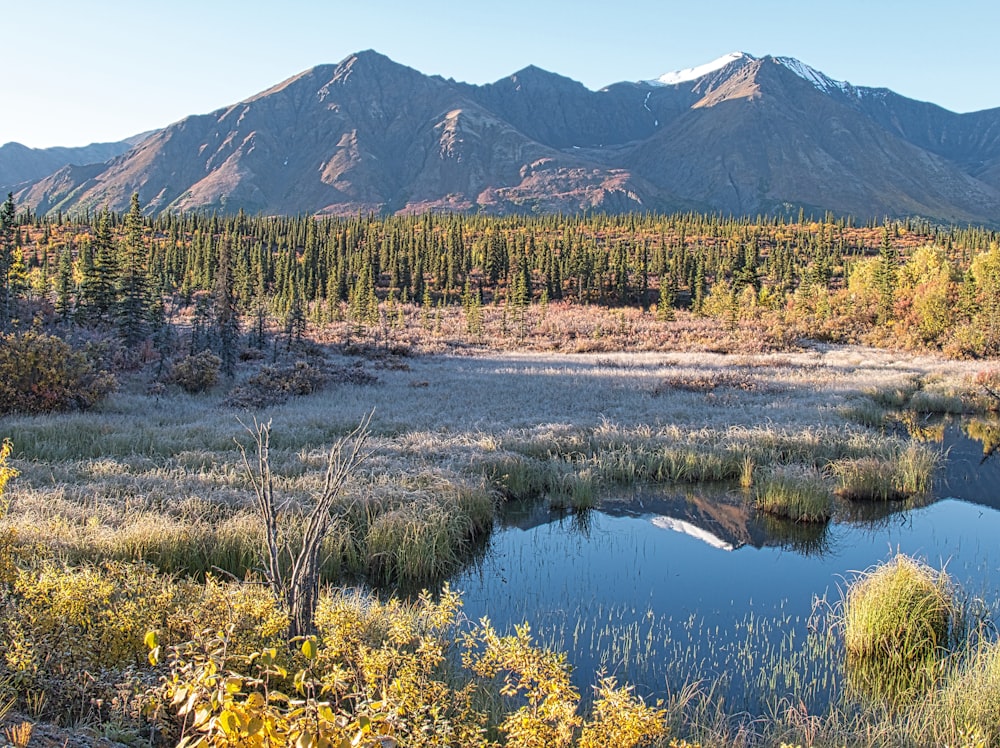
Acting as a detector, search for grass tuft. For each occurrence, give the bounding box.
[831,442,938,501]
[754,467,832,523]
[842,554,961,705]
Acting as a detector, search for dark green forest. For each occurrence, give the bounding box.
[3,194,1000,363]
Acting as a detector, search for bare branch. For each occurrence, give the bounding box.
[238,409,375,637]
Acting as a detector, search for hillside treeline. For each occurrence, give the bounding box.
[3,194,1000,358]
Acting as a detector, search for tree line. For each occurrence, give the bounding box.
[4,193,1000,358]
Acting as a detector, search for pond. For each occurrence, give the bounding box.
[451,418,1000,714]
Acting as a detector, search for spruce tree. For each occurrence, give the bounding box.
[0,193,16,330]
[78,209,119,325]
[213,236,240,376]
[55,244,75,324]
[875,225,898,326]
[117,194,152,346]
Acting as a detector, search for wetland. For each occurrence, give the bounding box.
[3,344,1000,746]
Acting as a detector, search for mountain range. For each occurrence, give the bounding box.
[9,51,1000,223]
[0,134,149,195]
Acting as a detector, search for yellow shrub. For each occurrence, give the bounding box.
[151,585,668,748]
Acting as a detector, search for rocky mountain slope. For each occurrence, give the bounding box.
[16,51,1000,223]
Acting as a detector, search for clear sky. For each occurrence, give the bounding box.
[5,0,999,148]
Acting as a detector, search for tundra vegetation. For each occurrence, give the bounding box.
[1,195,1000,746]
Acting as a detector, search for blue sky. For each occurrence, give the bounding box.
[5,0,999,148]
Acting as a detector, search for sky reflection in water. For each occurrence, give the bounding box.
[451,421,1000,711]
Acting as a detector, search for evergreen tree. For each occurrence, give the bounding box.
[285,293,307,349]
[116,194,152,345]
[78,209,119,326]
[875,226,898,325]
[55,244,75,324]
[656,275,676,322]
[213,236,240,376]
[0,193,15,330]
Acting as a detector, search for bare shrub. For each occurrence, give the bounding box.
[0,331,116,414]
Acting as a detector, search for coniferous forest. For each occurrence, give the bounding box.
[2,193,1000,364]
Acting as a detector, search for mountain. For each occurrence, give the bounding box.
[0,134,150,195]
[16,51,1000,223]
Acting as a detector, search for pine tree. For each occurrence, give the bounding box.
[656,275,676,322]
[55,244,75,324]
[0,193,16,330]
[285,293,307,349]
[875,226,898,326]
[213,236,240,376]
[76,208,118,324]
[116,194,152,345]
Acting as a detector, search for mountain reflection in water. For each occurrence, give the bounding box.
[450,415,1000,713]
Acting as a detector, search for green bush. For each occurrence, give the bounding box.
[0,331,116,414]
[169,350,222,393]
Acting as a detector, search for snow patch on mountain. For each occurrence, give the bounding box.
[774,56,855,95]
[646,51,750,86]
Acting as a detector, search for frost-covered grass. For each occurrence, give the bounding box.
[1,344,976,587]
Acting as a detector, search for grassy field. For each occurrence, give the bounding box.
[1,335,998,746]
[4,341,978,575]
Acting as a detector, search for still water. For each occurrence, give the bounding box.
[451,420,1000,712]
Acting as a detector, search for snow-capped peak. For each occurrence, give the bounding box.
[645,51,751,86]
[773,56,854,95]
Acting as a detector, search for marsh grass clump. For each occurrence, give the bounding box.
[831,456,894,500]
[893,441,939,496]
[362,482,495,587]
[866,375,922,409]
[481,454,553,499]
[754,467,832,523]
[842,554,962,704]
[546,466,598,510]
[838,400,888,428]
[831,442,938,501]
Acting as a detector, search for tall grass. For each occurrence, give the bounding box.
[919,638,1000,745]
[842,554,961,706]
[754,467,832,523]
[832,442,939,501]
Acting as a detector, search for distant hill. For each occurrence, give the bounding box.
[0,133,150,195]
[15,51,1000,224]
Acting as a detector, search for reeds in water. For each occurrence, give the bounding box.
[754,467,832,523]
[842,554,961,705]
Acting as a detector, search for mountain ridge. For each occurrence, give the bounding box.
[13,51,1000,224]
[0,136,149,195]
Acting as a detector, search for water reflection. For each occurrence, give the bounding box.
[903,414,1000,510]
[451,413,1000,714]
[964,417,1000,463]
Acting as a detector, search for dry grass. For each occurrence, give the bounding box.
[1,335,996,747]
[1,342,974,586]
